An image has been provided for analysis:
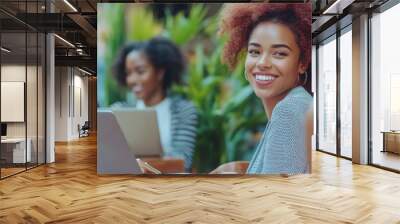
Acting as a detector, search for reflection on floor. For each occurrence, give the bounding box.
[0,167,25,177]
[0,162,42,178]
[373,150,400,171]
[0,134,400,223]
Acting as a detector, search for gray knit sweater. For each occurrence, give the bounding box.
[246,86,312,174]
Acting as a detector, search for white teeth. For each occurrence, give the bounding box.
[255,74,276,81]
[133,86,143,92]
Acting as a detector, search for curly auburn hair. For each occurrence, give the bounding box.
[219,3,311,70]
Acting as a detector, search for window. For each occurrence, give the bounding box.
[339,27,352,158]
[317,35,337,155]
[0,1,47,179]
[370,2,400,171]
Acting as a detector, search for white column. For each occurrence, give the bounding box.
[46,32,55,163]
[352,14,369,164]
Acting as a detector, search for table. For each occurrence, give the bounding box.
[381,131,400,154]
[138,156,185,173]
[1,138,31,164]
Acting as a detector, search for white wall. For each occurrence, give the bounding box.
[72,73,89,138]
[55,67,89,141]
[55,67,69,141]
[1,65,38,137]
[1,63,46,164]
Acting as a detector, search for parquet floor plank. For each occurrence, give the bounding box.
[1,135,400,223]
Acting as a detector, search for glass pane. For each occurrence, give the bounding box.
[26,0,39,170]
[1,30,27,177]
[339,29,352,158]
[371,3,400,171]
[0,1,46,178]
[38,32,45,165]
[318,36,337,154]
[27,31,38,169]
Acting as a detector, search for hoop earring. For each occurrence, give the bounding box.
[244,72,249,81]
[301,71,308,86]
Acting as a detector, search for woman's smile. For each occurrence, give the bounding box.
[132,85,143,95]
[253,72,278,87]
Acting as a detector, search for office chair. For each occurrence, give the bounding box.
[79,121,90,138]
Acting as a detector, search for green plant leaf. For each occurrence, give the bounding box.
[128,6,162,41]
[219,85,254,115]
[164,4,207,45]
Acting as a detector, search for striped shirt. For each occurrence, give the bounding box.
[168,97,198,171]
[246,86,313,174]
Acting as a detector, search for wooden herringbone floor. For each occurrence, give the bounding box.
[1,134,400,224]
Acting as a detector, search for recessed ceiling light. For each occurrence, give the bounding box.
[54,34,75,48]
[78,67,92,76]
[1,47,11,53]
[322,0,355,15]
[63,0,78,12]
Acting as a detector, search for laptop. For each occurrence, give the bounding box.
[97,110,163,175]
[111,108,163,157]
[97,110,142,174]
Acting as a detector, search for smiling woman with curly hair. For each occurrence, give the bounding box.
[211,3,313,175]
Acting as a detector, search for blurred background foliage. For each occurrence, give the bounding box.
[98,3,266,173]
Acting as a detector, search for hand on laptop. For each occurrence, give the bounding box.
[209,161,249,174]
[136,158,162,174]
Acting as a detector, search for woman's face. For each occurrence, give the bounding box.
[125,50,164,101]
[245,21,306,101]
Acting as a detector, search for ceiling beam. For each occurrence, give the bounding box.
[67,13,97,39]
[55,55,96,73]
